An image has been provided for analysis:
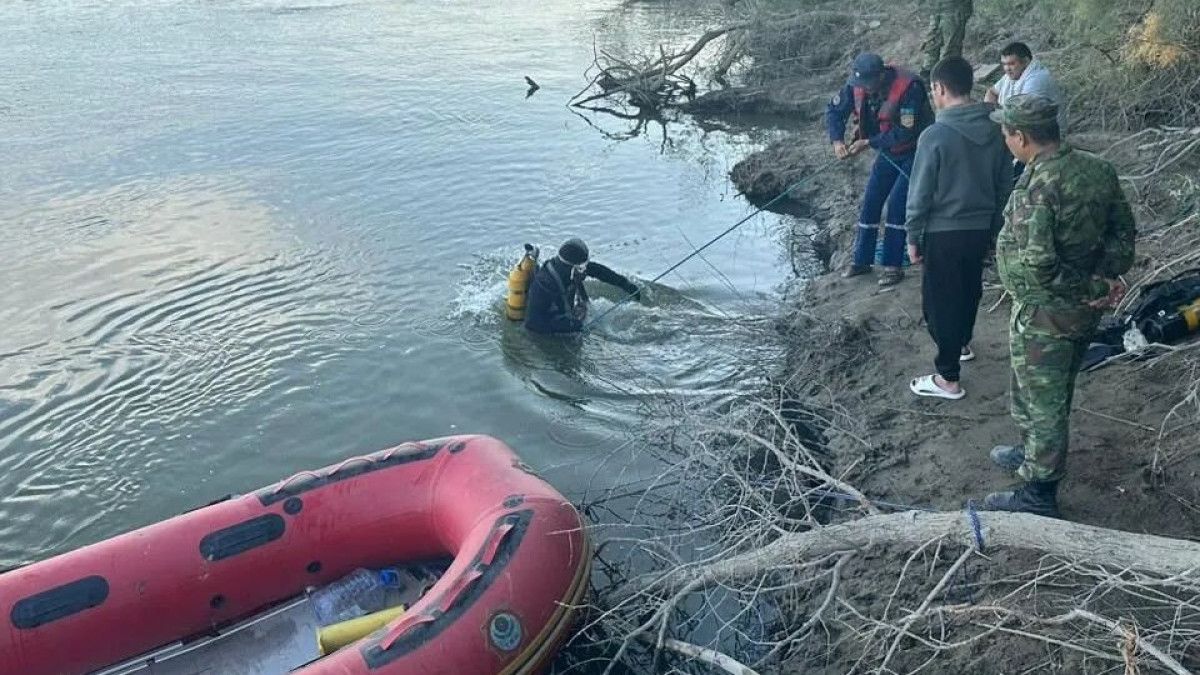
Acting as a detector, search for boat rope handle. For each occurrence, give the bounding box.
[380,442,420,461]
[322,455,375,477]
[271,455,389,495]
[271,471,323,495]
[269,443,433,496]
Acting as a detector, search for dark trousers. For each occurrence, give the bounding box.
[921,229,992,382]
[853,153,913,268]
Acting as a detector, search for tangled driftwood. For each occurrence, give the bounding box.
[556,304,1200,674]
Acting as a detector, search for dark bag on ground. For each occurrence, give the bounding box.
[1083,268,1200,371]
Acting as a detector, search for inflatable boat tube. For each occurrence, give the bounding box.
[0,435,590,674]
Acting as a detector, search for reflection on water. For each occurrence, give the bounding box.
[0,177,366,557]
[0,0,792,567]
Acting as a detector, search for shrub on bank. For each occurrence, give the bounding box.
[973,0,1199,129]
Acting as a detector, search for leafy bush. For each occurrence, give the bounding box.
[977,0,1199,129]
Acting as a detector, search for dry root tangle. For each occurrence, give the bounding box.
[557,314,1200,674]
[569,5,868,113]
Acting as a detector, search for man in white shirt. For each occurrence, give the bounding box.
[985,42,1066,178]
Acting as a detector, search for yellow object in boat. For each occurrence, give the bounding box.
[317,605,406,656]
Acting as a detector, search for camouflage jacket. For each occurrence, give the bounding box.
[997,144,1136,310]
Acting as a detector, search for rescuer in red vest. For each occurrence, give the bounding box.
[826,53,935,286]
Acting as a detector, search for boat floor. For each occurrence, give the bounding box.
[93,596,322,675]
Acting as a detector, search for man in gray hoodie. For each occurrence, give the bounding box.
[906,57,1013,400]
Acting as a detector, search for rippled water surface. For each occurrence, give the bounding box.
[0,0,791,563]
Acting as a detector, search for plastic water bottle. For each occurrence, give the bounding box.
[311,568,390,625]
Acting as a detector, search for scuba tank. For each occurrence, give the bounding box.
[1130,268,1200,343]
[1142,297,1200,343]
[505,244,539,321]
[1082,268,1200,371]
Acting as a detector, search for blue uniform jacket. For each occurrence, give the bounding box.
[523,259,637,334]
[825,70,928,156]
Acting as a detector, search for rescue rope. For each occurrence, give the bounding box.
[585,157,841,329]
[809,485,988,551]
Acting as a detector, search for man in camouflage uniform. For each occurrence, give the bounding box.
[921,0,974,79]
[982,95,1137,517]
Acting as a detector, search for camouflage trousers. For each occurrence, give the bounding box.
[1009,301,1094,482]
[921,0,974,75]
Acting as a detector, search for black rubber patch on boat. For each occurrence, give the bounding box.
[180,493,235,516]
[11,575,109,629]
[254,442,444,506]
[199,514,286,562]
[361,509,532,667]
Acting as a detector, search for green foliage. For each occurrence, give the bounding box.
[1062,0,1125,24]
[973,0,1199,129]
[1060,0,1199,49]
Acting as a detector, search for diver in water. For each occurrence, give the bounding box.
[523,238,640,334]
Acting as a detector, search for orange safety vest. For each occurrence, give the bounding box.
[852,67,919,153]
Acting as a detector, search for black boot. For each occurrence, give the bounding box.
[982,480,1060,518]
[989,444,1025,472]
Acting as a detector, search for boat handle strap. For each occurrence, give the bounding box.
[378,569,483,650]
[268,442,437,497]
[377,519,516,650]
[322,455,375,477]
[270,471,323,495]
[480,521,515,566]
[379,611,438,650]
[270,456,379,495]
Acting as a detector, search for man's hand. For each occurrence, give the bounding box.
[907,243,922,265]
[623,283,642,303]
[832,141,849,159]
[1087,277,1127,309]
[848,139,871,156]
[984,87,999,105]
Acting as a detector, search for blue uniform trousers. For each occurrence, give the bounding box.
[853,152,913,268]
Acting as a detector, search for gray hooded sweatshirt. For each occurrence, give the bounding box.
[905,102,1012,246]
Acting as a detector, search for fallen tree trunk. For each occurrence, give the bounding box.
[636,634,761,675]
[632,510,1200,595]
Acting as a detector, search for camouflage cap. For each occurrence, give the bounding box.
[989,94,1060,129]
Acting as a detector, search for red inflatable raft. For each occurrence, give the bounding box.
[0,435,591,674]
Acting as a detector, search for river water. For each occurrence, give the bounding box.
[0,0,791,566]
